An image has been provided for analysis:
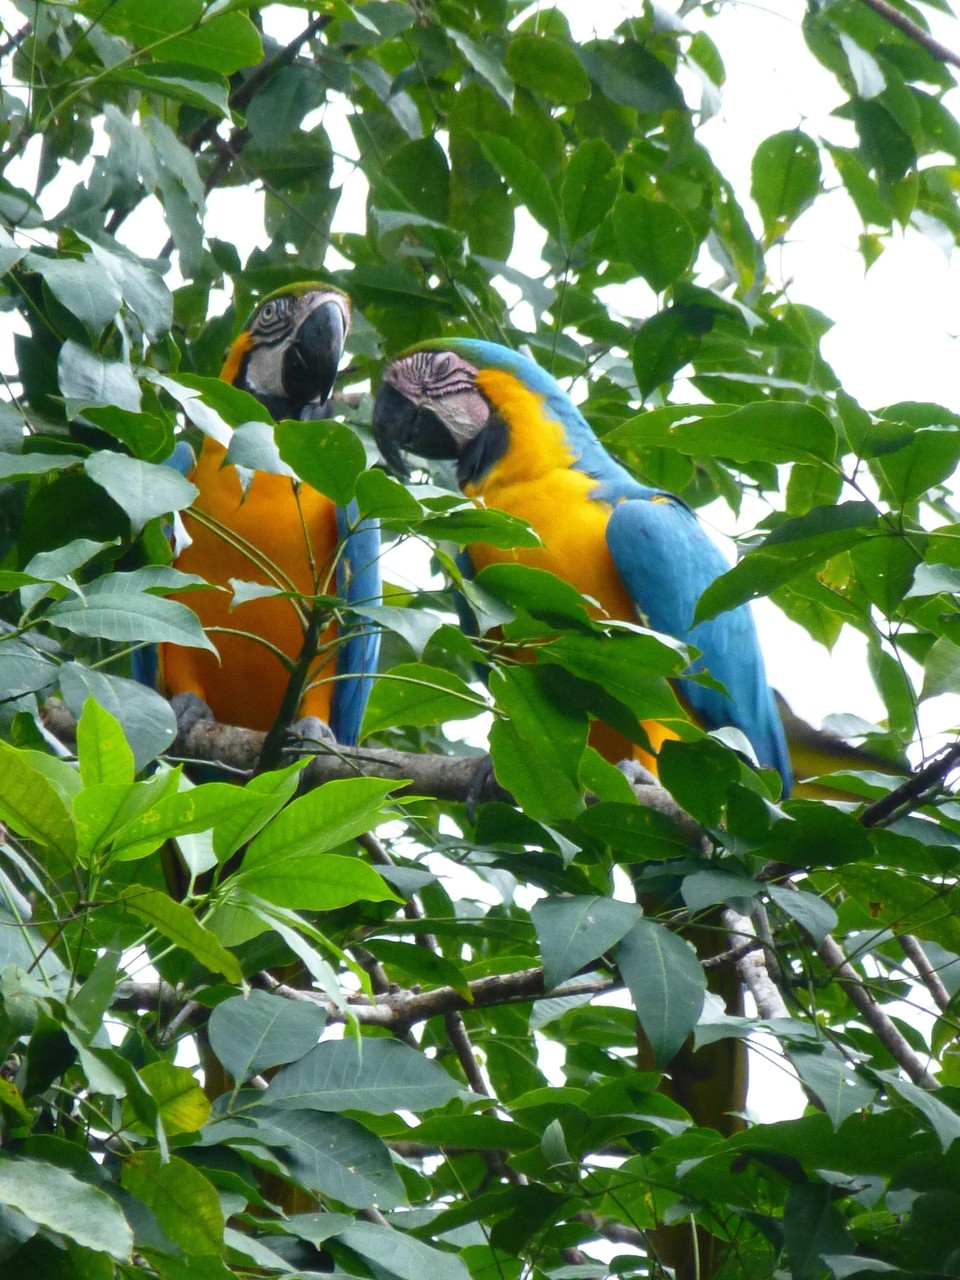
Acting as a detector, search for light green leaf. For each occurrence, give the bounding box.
[0,741,77,861]
[121,1152,223,1254]
[360,663,483,738]
[0,1156,132,1260]
[76,698,135,788]
[118,885,242,982]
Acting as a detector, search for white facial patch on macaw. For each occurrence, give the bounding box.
[386,350,490,446]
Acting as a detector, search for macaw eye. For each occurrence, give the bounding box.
[259,301,277,322]
[434,352,454,377]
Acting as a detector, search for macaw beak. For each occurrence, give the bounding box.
[372,382,461,479]
[283,297,347,408]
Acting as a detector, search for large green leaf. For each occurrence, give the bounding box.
[118,886,242,981]
[360,663,483,738]
[275,419,366,505]
[208,990,327,1085]
[613,193,695,292]
[121,1152,223,1254]
[752,129,822,241]
[263,1036,464,1114]
[614,920,706,1066]
[532,896,642,990]
[0,1156,132,1260]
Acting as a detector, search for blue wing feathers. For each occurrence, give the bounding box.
[331,503,381,745]
[606,498,792,792]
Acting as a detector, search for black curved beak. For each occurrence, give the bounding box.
[283,299,346,408]
[372,382,461,479]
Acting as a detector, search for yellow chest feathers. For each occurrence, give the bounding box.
[463,370,635,622]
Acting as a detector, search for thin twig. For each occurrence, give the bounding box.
[897,933,951,1013]
[817,932,938,1089]
[857,0,960,69]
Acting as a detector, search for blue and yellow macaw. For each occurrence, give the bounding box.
[373,338,790,1279]
[373,338,790,781]
[161,283,380,745]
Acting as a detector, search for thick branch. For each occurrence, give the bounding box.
[115,969,615,1029]
[41,699,491,804]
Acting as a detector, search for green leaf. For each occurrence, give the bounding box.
[489,666,587,821]
[58,341,141,413]
[560,138,620,243]
[79,0,263,73]
[275,419,365,505]
[118,886,242,981]
[613,193,695,292]
[337,1221,471,1280]
[225,421,294,476]
[752,129,822,241]
[609,401,839,465]
[0,1155,132,1260]
[532,896,642,990]
[76,698,135,788]
[783,1183,853,1279]
[351,604,444,658]
[0,741,77,861]
[614,919,706,1066]
[59,663,177,773]
[658,737,741,826]
[47,584,216,652]
[264,1036,464,1114]
[767,885,838,945]
[26,255,121,332]
[208,990,327,1084]
[121,1152,223,1254]
[578,41,684,113]
[110,780,275,860]
[478,133,561,238]
[448,30,513,108]
[790,1049,875,1127]
[417,505,540,549]
[85,452,196,535]
[212,759,307,860]
[360,663,482,738]
[246,1107,405,1208]
[876,422,960,507]
[128,1061,210,1136]
[694,502,879,621]
[102,62,231,118]
[243,776,397,864]
[505,35,590,103]
[879,1070,960,1150]
[922,636,960,700]
[235,852,397,911]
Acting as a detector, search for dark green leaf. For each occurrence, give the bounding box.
[752,130,822,241]
[615,920,706,1066]
[532,896,641,990]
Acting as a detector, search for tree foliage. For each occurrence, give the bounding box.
[1,1,960,1277]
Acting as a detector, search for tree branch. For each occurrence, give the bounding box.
[816,932,938,1088]
[856,0,960,69]
[721,909,788,1020]
[114,969,616,1029]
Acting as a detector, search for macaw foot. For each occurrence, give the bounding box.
[616,758,658,788]
[170,692,215,740]
[465,754,513,821]
[285,715,337,755]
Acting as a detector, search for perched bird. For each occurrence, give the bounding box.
[160,283,380,747]
[374,337,790,780]
[373,337,791,1279]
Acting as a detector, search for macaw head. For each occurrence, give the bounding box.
[221,282,351,419]
[373,338,597,487]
